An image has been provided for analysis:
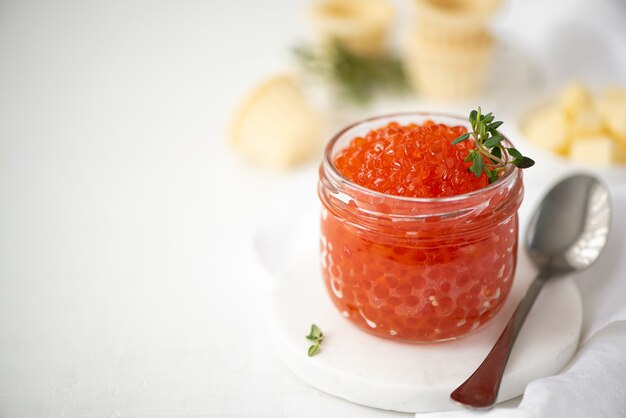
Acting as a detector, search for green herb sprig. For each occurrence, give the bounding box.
[452,107,535,183]
[305,324,324,357]
[293,40,408,105]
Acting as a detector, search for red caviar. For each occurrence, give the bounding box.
[334,121,488,197]
[318,115,523,342]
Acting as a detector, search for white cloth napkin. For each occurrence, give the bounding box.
[418,181,626,417]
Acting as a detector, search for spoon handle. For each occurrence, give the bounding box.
[450,271,550,409]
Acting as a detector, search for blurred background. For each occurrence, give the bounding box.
[1,0,625,416]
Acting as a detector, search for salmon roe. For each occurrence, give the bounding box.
[334,121,488,197]
[318,115,523,342]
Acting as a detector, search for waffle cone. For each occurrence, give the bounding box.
[404,30,494,99]
[310,0,394,56]
[414,0,501,41]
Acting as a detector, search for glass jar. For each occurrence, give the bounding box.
[318,113,524,342]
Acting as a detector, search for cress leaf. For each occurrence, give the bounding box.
[478,122,487,140]
[484,134,503,148]
[471,153,485,178]
[309,324,322,339]
[452,132,471,144]
[507,147,523,159]
[513,156,535,168]
[485,167,498,183]
[308,344,321,357]
[489,121,503,130]
[469,110,478,125]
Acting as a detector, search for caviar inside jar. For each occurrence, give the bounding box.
[334,121,488,198]
[318,116,523,342]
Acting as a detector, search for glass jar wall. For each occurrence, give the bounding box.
[318,113,524,342]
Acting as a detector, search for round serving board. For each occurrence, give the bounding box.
[270,250,582,413]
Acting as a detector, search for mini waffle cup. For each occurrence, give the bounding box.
[310,0,394,56]
[413,0,501,42]
[404,30,494,100]
[229,75,321,169]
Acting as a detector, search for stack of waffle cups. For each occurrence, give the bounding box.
[405,0,500,100]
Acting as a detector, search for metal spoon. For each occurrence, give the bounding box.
[451,173,612,409]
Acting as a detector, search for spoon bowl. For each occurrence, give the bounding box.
[451,173,612,409]
[526,174,612,275]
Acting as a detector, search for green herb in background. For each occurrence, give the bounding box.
[293,40,409,105]
[452,107,535,183]
[305,324,324,356]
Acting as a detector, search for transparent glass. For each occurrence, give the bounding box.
[318,113,524,342]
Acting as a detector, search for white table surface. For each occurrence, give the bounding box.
[1,1,625,417]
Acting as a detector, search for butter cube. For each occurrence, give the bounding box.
[569,105,605,137]
[602,87,626,102]
[523,105,569,154]
[595,89,626,145]
[559,83,591,120]
[569,135,623,165]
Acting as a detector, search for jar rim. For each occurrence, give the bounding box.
[322,111,520,204]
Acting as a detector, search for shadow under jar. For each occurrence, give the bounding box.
[318,113,524,343]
